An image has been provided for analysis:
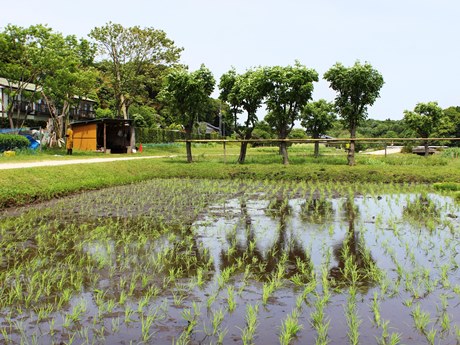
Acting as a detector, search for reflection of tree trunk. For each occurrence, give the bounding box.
[348,127,356,166]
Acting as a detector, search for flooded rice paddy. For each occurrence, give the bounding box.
[0,179,459,344]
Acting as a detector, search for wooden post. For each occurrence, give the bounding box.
[384,143,387,158]
[223,141,227,163]
[103,122,107,153]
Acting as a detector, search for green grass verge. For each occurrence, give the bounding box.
[1,151,460,209]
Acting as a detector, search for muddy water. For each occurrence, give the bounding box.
[0,180,459,344]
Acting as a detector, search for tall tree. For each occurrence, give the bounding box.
[219,67,266,164]
[442,106,460,147]
[0,24,49,129]
[300,99,336,157]
[324,61,384,166]
[38,34,98,137]
[159,65,215,163]
[89,22,182,119]
[264,63,318,164]
[0,24,98,138]
[403,102,445,156]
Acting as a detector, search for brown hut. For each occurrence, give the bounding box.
[71,118,135,153]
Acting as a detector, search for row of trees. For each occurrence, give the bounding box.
[1,23,458,162]
[160,61,385,165]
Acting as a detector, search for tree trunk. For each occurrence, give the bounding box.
[424,140,429,157]
[313,134,320,158]
[347,127,356,166]
[280,140,289,165]
[185,127,193,163]
[238,141,248,164]
[120,94,128,119]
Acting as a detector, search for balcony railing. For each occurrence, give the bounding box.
[69,108,96,120]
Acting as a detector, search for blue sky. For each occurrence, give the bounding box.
[3,0,459,120]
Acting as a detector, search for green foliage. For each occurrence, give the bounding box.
[135,128,184,143]
[0,24,99,134]
[288,128,307,139]
[264,63,319,138]
[441,147,460,158]
[159,65,215,134]
[129,105,160,127]
[95,108,115,119]
[433,182,460,192]
[301,99,336,138]
[158,65,215,162]
[443,106,460,145]
[0,134,30,152]
[324,61,384,165]
[90,22,182,118]
[219,67,266,138]
[403,102,444,138]
[324,61,384,134]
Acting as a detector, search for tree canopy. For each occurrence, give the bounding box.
[300,99,336,157]
[219,67,266,163]
[324,61,384,165]
[403,101,447,155]
[263,62,318,164]
[158,65,215,162]
[89,22,183,119]
[0,24,98,137]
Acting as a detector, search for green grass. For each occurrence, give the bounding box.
[1,143,459,209]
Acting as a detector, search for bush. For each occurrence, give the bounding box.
[0,134,30,152]
[433,182,460,191]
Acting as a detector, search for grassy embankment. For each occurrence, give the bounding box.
[1,143,459,209]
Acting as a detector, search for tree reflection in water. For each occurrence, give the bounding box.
[329,197,380,292]
[219,196,312,282]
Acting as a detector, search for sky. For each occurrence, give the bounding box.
[2,0,459,121]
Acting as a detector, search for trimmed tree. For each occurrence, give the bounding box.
[403,102,445,156]
[300,99,336,157]
[324,61,384,166]
[219,67,266,164]
[263,63,318,165]
[159,65,215,163]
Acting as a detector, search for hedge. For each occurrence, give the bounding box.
[135,128,219,144]
[0,134,30,152]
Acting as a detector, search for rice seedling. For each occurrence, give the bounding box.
[140,313,156,342]
[226,285,236,312]
[211,307,225,335]
[240,303,259,345]
[411,303,431,335]
[279,310,303,345]
[346,286,362,345]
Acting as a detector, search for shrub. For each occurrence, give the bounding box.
[0,134,30,152]
[441,147,460,159]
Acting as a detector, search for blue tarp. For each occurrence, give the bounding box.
[24,135,40,149]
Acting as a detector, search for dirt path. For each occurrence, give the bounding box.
[0,155,177,170]
[363,146,403,155]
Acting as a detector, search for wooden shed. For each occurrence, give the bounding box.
[71,118,135,153]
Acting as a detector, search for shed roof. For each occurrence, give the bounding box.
[71,118,133,127]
